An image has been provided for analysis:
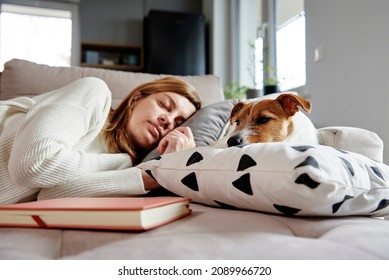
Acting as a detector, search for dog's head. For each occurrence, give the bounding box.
[226,93,312,147]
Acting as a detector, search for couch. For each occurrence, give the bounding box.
[0,59,388,259]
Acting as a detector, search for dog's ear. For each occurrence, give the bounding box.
[277,93,312,116]
[230,101,246,119]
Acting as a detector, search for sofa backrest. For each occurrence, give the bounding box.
[0,59,223,108]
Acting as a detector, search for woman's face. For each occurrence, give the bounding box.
[127,91,197,150]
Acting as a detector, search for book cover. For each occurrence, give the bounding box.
[0,197,191,231]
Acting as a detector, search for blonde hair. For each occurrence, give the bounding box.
[104,77,201,163]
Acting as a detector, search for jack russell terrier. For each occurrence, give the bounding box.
[213,93,319,147]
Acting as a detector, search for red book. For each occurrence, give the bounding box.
[0,197,191,231]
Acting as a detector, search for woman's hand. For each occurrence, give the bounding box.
[157,127,195,155]
[141,170,160,191]
[142,127,194,191]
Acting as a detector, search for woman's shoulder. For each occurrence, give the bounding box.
[33,77,112,109]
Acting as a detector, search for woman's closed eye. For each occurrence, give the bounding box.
[159,100,170,111]
[157,94,190,128]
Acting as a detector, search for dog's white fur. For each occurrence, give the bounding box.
[277,110,318,144]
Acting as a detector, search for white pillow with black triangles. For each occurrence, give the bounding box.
[138,143,389,217]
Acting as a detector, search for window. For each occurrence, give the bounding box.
[276,12,306,91]
[255,1,306,92]
[254,37,264,89]
[0,2,78,71]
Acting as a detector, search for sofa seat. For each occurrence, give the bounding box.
[0,204,388,259]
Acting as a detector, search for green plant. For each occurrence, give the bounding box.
[224,82,248,99]
[247,40,280,89]
[263,65,279,86]
[262,47,279,87]
[246,40,257,89]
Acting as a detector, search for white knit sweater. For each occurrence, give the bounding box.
[0,77,147,205]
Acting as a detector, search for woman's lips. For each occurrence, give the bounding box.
[149,121,161,138]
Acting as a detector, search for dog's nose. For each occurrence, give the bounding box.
[227,135,242,147]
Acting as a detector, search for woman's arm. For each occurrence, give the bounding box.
[38,167,150,200]
[141,170,160,191]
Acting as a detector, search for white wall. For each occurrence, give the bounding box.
[305,0,389,163]
[239,0,259,89]
[203,0,231,86]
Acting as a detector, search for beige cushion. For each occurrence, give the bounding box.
[318,126,384,162]
[0,59,223,108]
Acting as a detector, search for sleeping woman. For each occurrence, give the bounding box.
[0,77,201,205]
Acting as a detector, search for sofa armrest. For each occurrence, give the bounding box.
[318,126,384,162]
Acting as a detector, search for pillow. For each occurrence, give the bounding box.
[141,99,238,162]
[141,93,291,162]
[138,143,389,217]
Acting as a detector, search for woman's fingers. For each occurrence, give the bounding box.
[157,127,195,154]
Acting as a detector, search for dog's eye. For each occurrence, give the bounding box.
[235,120,240,125]
[255,117,270,124]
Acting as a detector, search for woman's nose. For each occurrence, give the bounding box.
[158,114,173,130]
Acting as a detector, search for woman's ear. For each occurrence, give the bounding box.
[127,90,143,109]
[131,90,142,100]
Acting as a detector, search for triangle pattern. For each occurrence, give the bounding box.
[145,170,156,181]
[232,173,253,195]
[332,195,354,213]
[181,172,199,191]
[295,156,319,169]
[237,154,257,171]
[295,173,320,189]
[151,155,162,161]
[340,157,354,176]
[370,199,389,213]
[273,204,301,216]
[214,200,238,210]
[291,145,314,152]
[370,166,385,181]
[186,151,204,166]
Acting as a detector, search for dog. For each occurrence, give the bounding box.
[213,93,319,147]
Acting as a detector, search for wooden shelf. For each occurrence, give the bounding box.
[80,42,143,71]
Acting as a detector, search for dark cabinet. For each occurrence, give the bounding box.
[144,10,207,75]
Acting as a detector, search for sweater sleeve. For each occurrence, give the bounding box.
[37,168,147,200]
[8,77,146,196]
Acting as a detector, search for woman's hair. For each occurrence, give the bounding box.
[104,77,202,163]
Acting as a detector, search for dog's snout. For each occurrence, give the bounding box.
[227,135,243,147]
